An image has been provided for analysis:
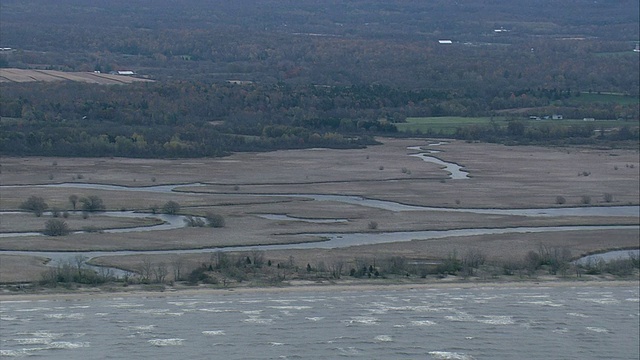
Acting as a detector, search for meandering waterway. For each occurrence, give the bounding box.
[1,145,638,271]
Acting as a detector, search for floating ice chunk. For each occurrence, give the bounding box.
[374,335,393,342]
[428,351,475,359]
[344,316,379,325]
[410,320,437,326]
[305,317,324,321]
[567,312,589,318]
[243,316,273,324]
[586,327,609,333]
[14,337,52,345]
[45,313,85,320]
[148,338,184,346]
[48,341,90,349]
[203,330,225,336]
[477,315,514,325]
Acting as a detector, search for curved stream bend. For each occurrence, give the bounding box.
[1,143,638,275]
[3,183,638,217]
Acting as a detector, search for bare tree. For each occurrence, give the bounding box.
[21,196,48,217]
[251,250,265,268]
[139,258,154,283]
[171,256,185,281]
[206,212,225,228]
[43,219,71,236]
[153,262,168,283]
[80,195,105,212]
[329,260,345,279]
[162,201,180,215]
[74,255,87,276]
[69,194,79,210]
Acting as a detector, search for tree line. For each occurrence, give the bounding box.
[2,81,637,158]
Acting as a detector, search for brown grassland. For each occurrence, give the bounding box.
[0,68,152,84]
[0,138,638,287]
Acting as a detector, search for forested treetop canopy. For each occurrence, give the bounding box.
[1,0,638,91]
[0,0,638,157]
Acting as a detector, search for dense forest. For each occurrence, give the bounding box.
[1,0,638,157]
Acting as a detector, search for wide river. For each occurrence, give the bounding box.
[1,285,638,359]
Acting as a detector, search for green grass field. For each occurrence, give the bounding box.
[395,117,508,134]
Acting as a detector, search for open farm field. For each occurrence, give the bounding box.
[396,117,509,134]
[0,68,152,84]
[0,138,638,283]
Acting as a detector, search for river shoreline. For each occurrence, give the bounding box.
[1,276,638,302]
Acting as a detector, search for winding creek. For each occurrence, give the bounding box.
[1,145,638,272]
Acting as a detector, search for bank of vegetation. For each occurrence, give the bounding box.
[1,81,637,158]
[27,246,640,291]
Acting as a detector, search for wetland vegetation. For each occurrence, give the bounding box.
[0,1,638,291]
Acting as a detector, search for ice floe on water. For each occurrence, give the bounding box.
[202,330,225,336]
[148,338,184,346]
[132,308,184,316]
[476,315,515,325]
[26,330,63,339]
[444,312,514,325]
[344,316,379,325]
[305,317,324,321]
[428,351,475,359]
[410,320,437,326]
[578,297,620,305]
[198,308,225,313]
[567,312,590,318]
[586,327,610,333]
[445,311,476,322]
[15,307,51,312]
[167,301,200,307]
[110,303,144,309]
[336,347,362,356]
[518,300,564,307]
[45,313,85,320]
[267,305,312,310]
[242,310,263,315]
[0,349,27,357]
[127,325,156,331]
[243,316,274,324]
[47,341,90,349]
[13,337,52,345]
[374,335,393,342]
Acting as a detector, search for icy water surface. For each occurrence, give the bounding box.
[1,285,638,359]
